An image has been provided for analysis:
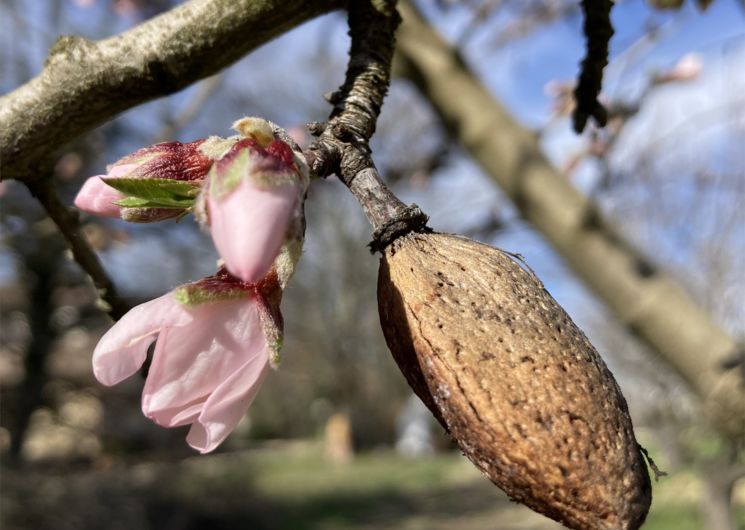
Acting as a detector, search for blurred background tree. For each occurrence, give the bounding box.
[1,1,743,529]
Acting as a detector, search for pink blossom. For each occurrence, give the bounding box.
[653,54,703,85]
[74,174,128,218]
[208,177,299,283]
[205,135,307,283]
[93,270,280,453]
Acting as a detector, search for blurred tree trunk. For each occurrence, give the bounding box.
[395,0,744,440]
[701,474,736,530]
[7,228,61,460]
[700,461,743,530]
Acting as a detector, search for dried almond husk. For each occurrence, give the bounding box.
[378,232,651,530]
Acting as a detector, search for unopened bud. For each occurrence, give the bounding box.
[75,140,214,222]
[204,118,309,283]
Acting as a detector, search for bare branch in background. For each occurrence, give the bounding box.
[572,0,614,132]
[488,1,579,49]
[153,74,224,142]
[455,0,502,47]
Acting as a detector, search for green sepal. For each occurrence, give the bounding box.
[173,284,250,307]
[209,149,250,199]
[104,177,200,208]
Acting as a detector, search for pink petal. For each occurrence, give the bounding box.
[92,293,191,386]
[186,344,270,453]
[146,400,203,428]
[141,298,264,426]
[208,180,299,283]
[74,176,124,218]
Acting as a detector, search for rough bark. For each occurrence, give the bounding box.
[307,0,428,248]
[395,1,744,439]
[0,0,344,183]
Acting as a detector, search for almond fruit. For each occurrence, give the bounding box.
[378,232,651,530]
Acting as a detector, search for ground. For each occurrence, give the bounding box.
[2,440,744,530]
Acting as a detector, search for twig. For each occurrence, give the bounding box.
[455,0,502,48]
[25,179,129,320]
[307,0,428,251]
[572,0,614,133]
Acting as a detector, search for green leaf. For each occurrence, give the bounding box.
[103,177,200,208]
[114,196,194,209]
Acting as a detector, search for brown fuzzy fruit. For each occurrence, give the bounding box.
[378,232,651,530]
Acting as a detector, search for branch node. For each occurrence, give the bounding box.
[369,204,430,253]
[46,35,95,66]
[323,90,343,104]
[307,121,326,136]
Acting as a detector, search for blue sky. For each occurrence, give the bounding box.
[418,0,745,126]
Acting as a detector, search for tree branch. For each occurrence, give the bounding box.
[0,0,344,183]
[572,0,614,133]
[307,0,428,251]
[26,179,129,321]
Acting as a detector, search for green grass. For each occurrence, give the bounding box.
[178,442,744,530]
[4,441,744,530]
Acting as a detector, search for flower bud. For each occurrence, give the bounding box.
[204,118,309,283]
[111,140,213,182]
[75,140,214,222]
[378,232,651,530]
[74,175,128,218]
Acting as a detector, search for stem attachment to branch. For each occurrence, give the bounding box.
[307,0,429,251]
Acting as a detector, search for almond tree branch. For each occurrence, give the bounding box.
[26,179,129,320]
[0,0,344,183]
[307,0,428,251]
